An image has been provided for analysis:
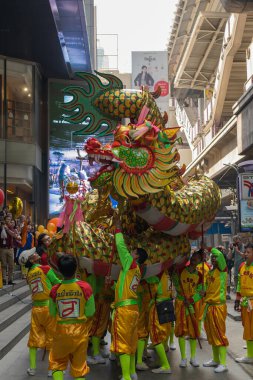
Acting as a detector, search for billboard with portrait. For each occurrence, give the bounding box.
[132,51,169,117]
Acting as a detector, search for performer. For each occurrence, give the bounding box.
[196,249,211,339]
[136,279,150,371]
[18,247,61,377]
[235,243,253,364]
[148,272,172,374]
[163,272,176,351]
[88,275,114,364]
[110,214,148,380]
[49,254,95,380]
[173,251,203,368]
[203,248,229,373]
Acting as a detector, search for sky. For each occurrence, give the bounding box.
[94,0,177,73]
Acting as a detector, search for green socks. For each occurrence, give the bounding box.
[130,354,136,376]
[91,336,100,356]
[247,340,253,358]
[119,354,131,380]
[29,347,37,369]
[212,346,220,363]
[219,346,227,366]
[137,339,146,364]
[178,337,186,360]
[52,371,64,380]
[189,339,197,359]
[154,343,171,369]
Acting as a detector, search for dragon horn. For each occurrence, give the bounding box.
[162,111,168,125]
[151,86,162,99]
[94,70,123,89]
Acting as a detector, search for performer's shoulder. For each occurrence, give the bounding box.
[76,280,93,299]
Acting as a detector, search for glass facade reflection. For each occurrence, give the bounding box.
[0,56,45,223]
[6,61,33,143]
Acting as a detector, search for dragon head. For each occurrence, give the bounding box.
[85,121,183,198]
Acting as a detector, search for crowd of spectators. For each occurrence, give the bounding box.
[0,206,51,285]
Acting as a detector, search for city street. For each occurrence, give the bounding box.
[0,301,252,380]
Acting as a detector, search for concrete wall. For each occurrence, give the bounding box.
[235,85,253,155]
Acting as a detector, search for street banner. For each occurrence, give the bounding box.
[238,173,253,231]
[132,51,169,118]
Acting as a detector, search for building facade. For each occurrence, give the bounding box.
[0,0,96,224]
[167,0,253,243]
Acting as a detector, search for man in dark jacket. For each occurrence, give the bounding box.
[134,65,154,87]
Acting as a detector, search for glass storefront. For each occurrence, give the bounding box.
[6,60,34,144]
[0,56,45,224]
[0,59,3,139]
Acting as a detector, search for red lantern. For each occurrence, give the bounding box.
[0,189,4,206]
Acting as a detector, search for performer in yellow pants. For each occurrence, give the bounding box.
[18,247,60,377]
[235,243,253,364]
[135,279,151,371]
[203,248,229,373]
[49,255,95,380]
[148,272,172,374]
[110,216,148,380]
[173,251,203,368]
[88,276,114,364]
[196,249,210,336]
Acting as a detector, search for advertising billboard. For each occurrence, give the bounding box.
[238,173,253,231]
[132,51,169,117]
[48,80,109,218]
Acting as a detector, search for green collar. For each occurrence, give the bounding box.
[62,278,77,284]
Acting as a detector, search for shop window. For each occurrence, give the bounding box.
[6,61,33,143]
[0,59,3,139]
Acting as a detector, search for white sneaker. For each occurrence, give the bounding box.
[136,362,149,371]
[27,368,36,376]
[170,343,176,351]
[214,364,228,373]
[151,367,172,374]
[235,357,253,364]
[87,354,106,364]
[179,359,187,368]
[190,358,199,367]
[203,359,219,367]
[131,373,138,380]
[47,370,52,377]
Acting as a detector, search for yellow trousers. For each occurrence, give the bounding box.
[110,305,139,355]
[28,306,56,350]
[89,298,111,338]
[174,299,200,338]
[137,301,149,339]
[241,304,253,341]
[49,323,90,378]
[204,304,229,346]
[148,303,171,345]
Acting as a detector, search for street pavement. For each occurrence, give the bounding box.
[0,302,253,380]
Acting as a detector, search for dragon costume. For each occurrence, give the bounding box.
[48,72,221,271]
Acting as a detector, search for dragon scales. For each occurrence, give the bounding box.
[48,71,221,270]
